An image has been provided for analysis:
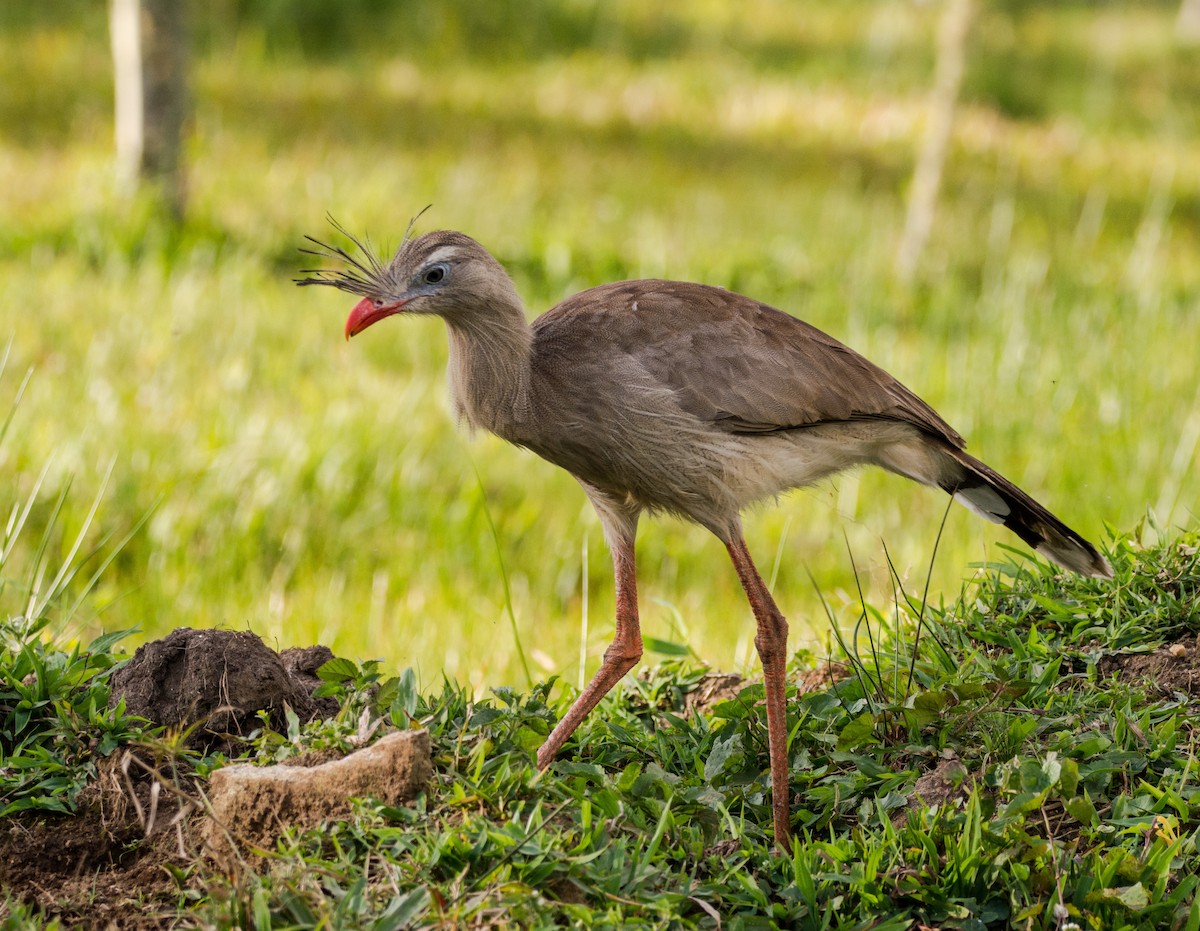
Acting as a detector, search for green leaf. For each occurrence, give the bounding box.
[387,667,419,725]
[1073,736,1113,757]
[850,755,892,778]
[1019,759,1054,793]
[908,690,948,727]
[468,705,503,727]
[310,681,342,699]
[1065,794,1098,827]
[514,726,545,752]
[316,657,360,683]
[616,762,642,792]
[373,887,431,930]
[1097,883,1149,912]
[912,690,948,714]
[87,628,136,658]
[252,888,272,930]
[1002,790,1046,818]
[837,712,878,751]
[1057,757,1080,797]
[950,682,988,701]
[644,637,690,656]
[1001,680,1032,698]
[592,788,621,819]
[491,686,519,706]
[703,732,743,781]
[556,761,606,782]
[285,704,301,742]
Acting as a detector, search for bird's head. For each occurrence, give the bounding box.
[296,216,519,339]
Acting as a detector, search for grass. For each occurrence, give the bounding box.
[1,3,1198,694]
[3,526,1199,928]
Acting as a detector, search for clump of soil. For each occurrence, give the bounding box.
[796,661,852,695]
[281,644,342,718]
[109,627,328,746]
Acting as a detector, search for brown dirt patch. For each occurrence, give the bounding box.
[1,756,196,929]
[795,660,852,694]
[909,757,971,809]
[892,756,972,827]
[1097,633,1200,699]
[683,662,852,715]
[684,672,748,714]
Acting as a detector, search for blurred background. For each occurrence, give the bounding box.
[2,1,1197,693]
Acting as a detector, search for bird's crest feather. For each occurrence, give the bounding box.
[294,206,432,296]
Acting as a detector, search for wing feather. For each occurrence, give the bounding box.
[532,280,964,448]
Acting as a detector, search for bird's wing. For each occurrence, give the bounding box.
[533,280,965,447]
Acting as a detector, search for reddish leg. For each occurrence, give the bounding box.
[726,534,792,849]
[537,531,642,768]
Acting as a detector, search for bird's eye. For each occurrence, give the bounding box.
[422,264,447,285]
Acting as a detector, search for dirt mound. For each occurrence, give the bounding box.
[109,627,328,746]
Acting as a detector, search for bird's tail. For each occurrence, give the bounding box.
[932,446,1112,578]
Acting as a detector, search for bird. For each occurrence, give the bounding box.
[297,220,1111,848]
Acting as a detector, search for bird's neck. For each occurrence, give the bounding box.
[444,299,534,438]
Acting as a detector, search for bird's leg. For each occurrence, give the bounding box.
[725,535,792,849]
[536,535,642,769]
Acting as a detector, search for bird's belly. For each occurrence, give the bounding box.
[714,422,918,504]
[520,415,921,534]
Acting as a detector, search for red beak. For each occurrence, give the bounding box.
[345,297,406,340]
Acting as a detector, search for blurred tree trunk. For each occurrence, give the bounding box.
[894,0,973,283]
[1180,0,1200,43]
[110,0,189,219]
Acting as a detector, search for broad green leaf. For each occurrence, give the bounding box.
[316,656,360,683]
[644,637,690,656]
[912,691,948,714]
[837,712,878,751]
[704,732,743,782]
[1002,790,1047,818]
[1058,757,1080,797]
[514,725,544,752]
[1097,883,1149,911]
[1066,794,1098,827]
[951,682,988,701]
[1072,736,1112,757]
